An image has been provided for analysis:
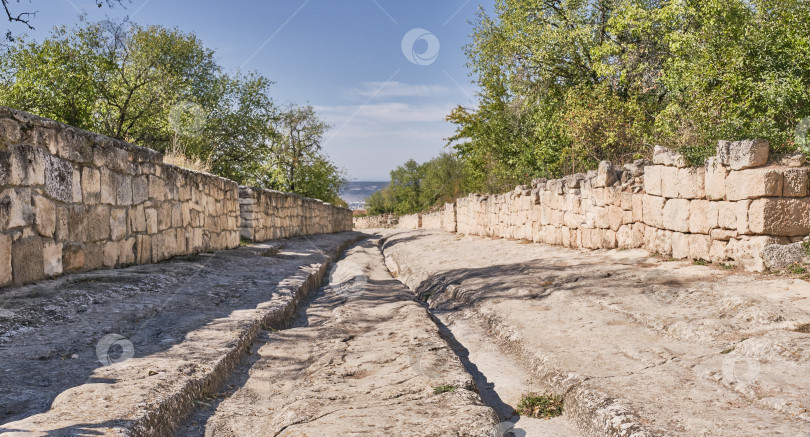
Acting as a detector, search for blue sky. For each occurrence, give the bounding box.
[13,0,495,181]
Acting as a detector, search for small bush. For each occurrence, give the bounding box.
[517,393,564,419]
[693,259,708,266]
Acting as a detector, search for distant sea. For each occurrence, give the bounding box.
[341,181,388,211]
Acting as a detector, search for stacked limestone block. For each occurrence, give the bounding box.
[238,187,352,242]
[454,140,808,271]
[397,213,421,230]
[643,140,808,270]
[419,203,457,233]
[456,159,647,251]
[353,214,397,229]
[0,107,240,287]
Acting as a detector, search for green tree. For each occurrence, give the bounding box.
[0,18,349,204]
[449,0,810,182]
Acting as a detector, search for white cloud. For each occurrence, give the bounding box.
[350,81,450,99]
[315,102,455,126]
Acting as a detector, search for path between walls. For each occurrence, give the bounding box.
[380,228,810,437]
[177,237,500,436]
[0,232,365,436]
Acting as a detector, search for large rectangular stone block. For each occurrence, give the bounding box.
[660,166,680,198]
[643,165,663,196]
[33,194,55,237]
[676,167,706,199]
[725,167,783,200]
[748,198,810,236]
[688,234,711,261]
[0,188,33,229]
[662,198,690,232]
[736,200,751,235]
[671,232,690,259]
[12,237,43,285]
[688,199,718,234]
[82,167,101,204]
[642,194,665,228]
[717,139,769,170]
[782,167,809,197]
[43,241,63,276]
[704,157,727,200]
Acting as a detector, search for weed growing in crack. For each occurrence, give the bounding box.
[517,392,564,418]
[789,264,807,275]
[433,384,457,394]
[693,259,708,266]
[720,263,735,270]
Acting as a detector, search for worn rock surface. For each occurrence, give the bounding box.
[0,232,364,436]
[761,241,807,269]
[179,238,499,436]
[381,229,810,437]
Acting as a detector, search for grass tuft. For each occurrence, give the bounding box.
[789,264,807,275]
[693,258,707,266]
[517,392,564,419]
[433,384,457,394]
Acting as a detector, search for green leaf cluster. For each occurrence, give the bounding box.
[0,18,347,204]
[448,0,810,185]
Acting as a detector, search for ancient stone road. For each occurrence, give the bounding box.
[2,228,810,436]
[382,229,810,436]
[179,238,499,436]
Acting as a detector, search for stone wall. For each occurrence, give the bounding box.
[0,107,351,288]
[353,214,397,229]
[394,140,810,271]
[397,213,421,230]
[421,203,456,233]
[239,187,352,241]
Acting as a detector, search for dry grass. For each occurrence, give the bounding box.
[162,138,212,173]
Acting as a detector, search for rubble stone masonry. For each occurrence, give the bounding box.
[0,107,351,287]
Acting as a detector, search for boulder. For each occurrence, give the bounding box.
[761,241,805,270]
[652,146,687,167]
[594,161,618,188]
[717,139,769,170]
[779,153,806,168]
